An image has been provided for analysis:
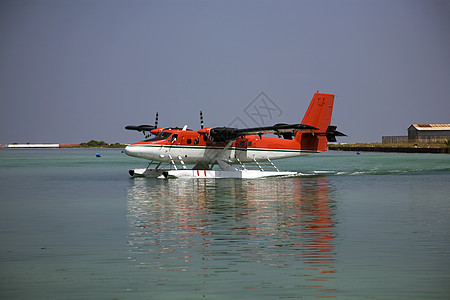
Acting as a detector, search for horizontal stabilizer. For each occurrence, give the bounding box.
[325,125,347,142]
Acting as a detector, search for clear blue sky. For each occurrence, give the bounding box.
[1,0,449,144]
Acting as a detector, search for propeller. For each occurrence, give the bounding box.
[200,111,204,129]
[125,112,160,138]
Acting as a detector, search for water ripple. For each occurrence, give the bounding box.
[127,177,338,298]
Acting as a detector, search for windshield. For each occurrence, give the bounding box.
[143,132,172,142]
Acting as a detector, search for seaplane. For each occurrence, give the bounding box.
[124,92,345,179]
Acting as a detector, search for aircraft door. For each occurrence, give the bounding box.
[165,134,178,155]
[235,137,248,161]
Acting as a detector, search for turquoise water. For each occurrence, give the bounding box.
[0,149,449,299]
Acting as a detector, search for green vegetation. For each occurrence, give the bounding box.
[444,138,450,147]
[80,140,107,147]
[80,140,127,148]
[107,142,127,148]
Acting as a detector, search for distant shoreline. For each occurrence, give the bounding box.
[2,143,448,154]
[1,143,127,149]
[329,143,449,154]
[1,140,127,149]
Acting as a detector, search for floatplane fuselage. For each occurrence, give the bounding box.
[124,92,345,178]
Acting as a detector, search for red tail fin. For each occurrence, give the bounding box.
[295,92,335,152]
[301,92,334,131]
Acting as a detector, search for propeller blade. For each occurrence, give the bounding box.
[200,111,204,129]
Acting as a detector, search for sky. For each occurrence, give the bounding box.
[0,0,449,144]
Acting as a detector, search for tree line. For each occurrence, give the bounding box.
[80,140,126,148]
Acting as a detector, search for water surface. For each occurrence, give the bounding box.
[0,149,449,299]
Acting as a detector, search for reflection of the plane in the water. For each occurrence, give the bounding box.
[127,177,337,296]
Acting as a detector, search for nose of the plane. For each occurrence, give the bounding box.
[124,145,137,157]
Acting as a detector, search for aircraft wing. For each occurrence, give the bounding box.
[125,125,156,132]
[236,123,317,135]
[204,123,318,143]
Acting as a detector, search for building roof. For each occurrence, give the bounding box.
[410,124,450,131]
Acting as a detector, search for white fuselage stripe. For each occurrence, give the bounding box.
[125,144,317,164]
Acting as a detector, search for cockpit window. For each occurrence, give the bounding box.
[169,134,178,143]
[143,132,172,142]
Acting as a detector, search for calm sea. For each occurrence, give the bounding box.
[0,149,449,299]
